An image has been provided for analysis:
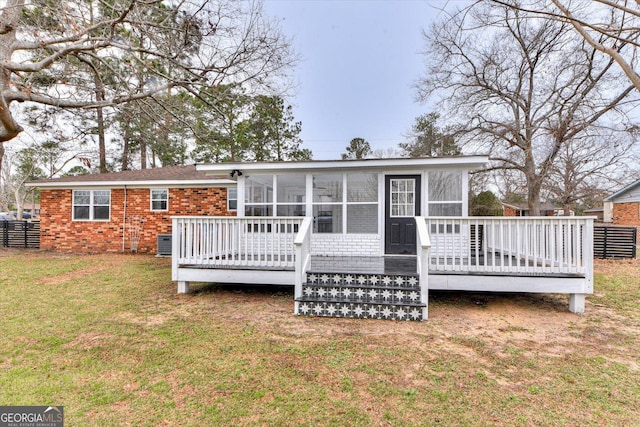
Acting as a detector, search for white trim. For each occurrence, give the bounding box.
[72,189,111,222]
[227,187,238,212]
[196,156,488,173]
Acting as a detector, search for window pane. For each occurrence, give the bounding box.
[73,191,90,205]
[313,174,342,202]
[151,189,167,200]
[429,203,463,216]
[93,206,110,220]
[429,171,462,201]
[152,200,167,210]
[277,174,306,204]
[245,205,273,216]
[347,204,377,233]
[227,188,237,210]
[93,190,110,205]
[347,173,378,202]
[313,205,343,233]
[74,206,90,219]
[245,175,273,203]
[277,205,305,216]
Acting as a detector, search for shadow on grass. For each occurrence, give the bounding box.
[188,282,569,312]
[190,282,294,297]
[430,290,569,312]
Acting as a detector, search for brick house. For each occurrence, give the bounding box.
[501,201,574,216]
[604,178,640,227]
[29,156,596,319]
[29,165,236,253]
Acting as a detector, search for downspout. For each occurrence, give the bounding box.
[122,185,127,253]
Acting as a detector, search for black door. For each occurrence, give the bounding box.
[385,175,421,255]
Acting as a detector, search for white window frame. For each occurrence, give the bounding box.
[72,189,111,221]
[150,188,169,212]
[427,170,464,217]
[227,187,237,212]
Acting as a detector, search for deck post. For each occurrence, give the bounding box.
[177,281,190,294]
[569,294,585,314]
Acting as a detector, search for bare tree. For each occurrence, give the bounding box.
[493,0,640,90]
[546,130,639,215]
[0,0,296,173]
[418,2,639,215]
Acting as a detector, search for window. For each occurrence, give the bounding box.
[428,171,463,216]
[245,175,273,216]
[227,187,237,211]
[313,174,343,233]
[312,173,378,234]
[150,189,168,211]
[73,190,110,221]
[390,178,415,217]
[346,173,378,233]
[276,174,305,216]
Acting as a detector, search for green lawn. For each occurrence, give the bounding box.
[1,250,639,426]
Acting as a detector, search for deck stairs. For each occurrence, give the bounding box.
[295,269,426,321]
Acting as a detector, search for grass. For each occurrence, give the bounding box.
[1,250,639,425]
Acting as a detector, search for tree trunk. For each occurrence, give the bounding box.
[140,141,147,169]
[97,104,106,173]
[121,121,130,171]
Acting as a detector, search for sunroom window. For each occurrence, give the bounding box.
[428,170,462,216]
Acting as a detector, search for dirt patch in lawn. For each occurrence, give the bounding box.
[183,278,640,372]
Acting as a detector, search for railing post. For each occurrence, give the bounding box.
[293,218,312,315]
[415,217,431,321]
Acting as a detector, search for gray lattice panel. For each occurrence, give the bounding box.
[297,302,425,321]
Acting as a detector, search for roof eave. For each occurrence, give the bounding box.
[196,156,489,173]
[27,178,237,188]
[604,179,640,202]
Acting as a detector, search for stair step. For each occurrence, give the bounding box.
[306,272,419,288]
[296,300,426,321]
[300,286,422,305]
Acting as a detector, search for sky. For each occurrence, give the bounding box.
[262,0,451,160]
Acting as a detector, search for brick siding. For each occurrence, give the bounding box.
[612,201,640,227]
[40,187,234,253]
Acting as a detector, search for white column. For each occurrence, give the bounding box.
[569,294,585,314]
[177,281,190,294]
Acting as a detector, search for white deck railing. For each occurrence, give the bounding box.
[422,216,594,277]
[172,216,304,269]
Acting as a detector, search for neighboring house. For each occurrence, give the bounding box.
[604,178,640,227]
[583,207,605,222]
[502,201,575,217]
[29,156,595,320]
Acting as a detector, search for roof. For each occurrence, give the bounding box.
[196,155,489,173]
[604,178,640,202]
[28,156,489,188]
[27,165,234,188]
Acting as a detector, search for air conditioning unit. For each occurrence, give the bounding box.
[157,234,172,256]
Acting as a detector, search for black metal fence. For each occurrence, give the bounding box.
[1,220,40,248]
[594,225,637,259]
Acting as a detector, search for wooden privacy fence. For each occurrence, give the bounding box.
[1,220,40,248]
[594,225,637,259]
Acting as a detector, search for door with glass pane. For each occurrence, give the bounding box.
[385,175,421,254]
